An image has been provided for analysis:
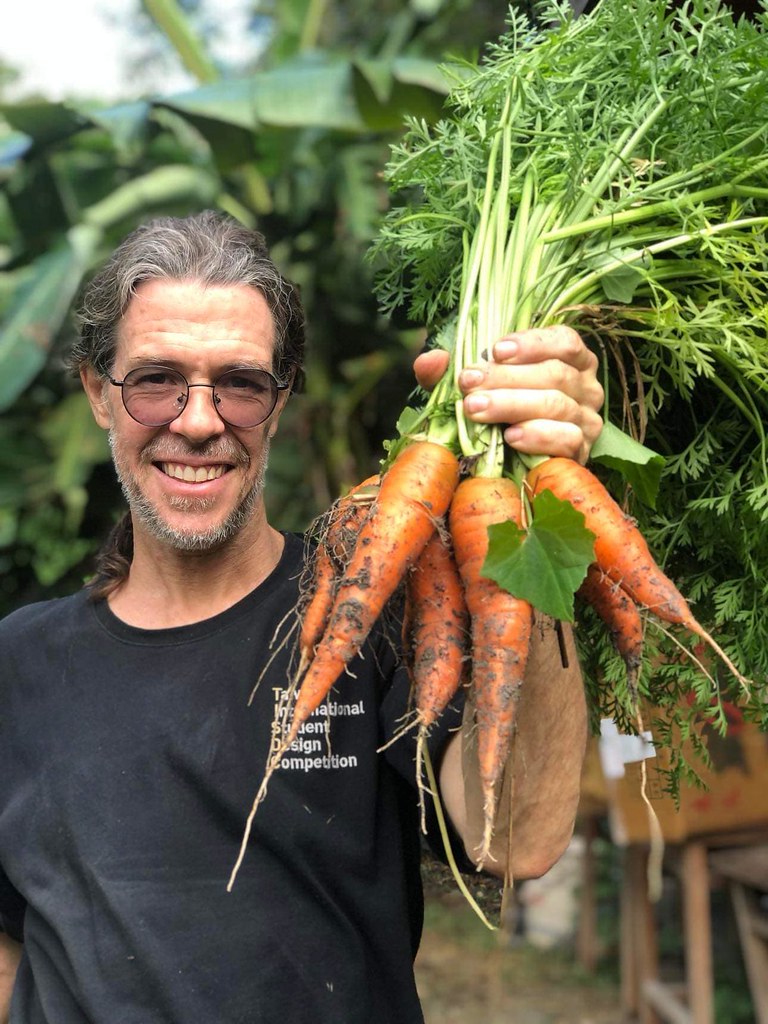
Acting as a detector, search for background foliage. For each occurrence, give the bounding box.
[0,0,509,615]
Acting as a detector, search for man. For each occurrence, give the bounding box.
[0,211,603,1023]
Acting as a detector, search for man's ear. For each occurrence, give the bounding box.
[266,376,293,439]
[80,366,112,430]
[267,412,282,440]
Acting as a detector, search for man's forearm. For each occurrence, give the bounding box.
[0,933,21,1023]
[440,616,587,879]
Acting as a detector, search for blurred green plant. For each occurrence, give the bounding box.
[0,0,507,616]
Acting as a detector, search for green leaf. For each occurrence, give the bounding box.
[161,56,447,136]
[165,60,367,133]
[0,130,32,167]
[483,490,596,622]
[600,261,646,303]
[6,159,70,241]
[0,507,17,548]
[161,79,263,131]
[353,58,448,131]
[394,406,422,438]
[591,421,665,508]
[81,166,219,230]
[0,101,88,146]
[354,59,394,105]
[264,59,371,131]
[144,0,219,84]
[588,246,650,303]
[0,225,100,411]
[391,57,452,94]
[170,115,257,174]
[77,101,151,153]
[39,393,111,523]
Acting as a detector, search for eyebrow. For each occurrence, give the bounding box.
[123,356,274,374]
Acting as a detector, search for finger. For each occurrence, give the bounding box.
[460,353,604,415]
[503,407,603,464]
[459,359,587,401]
[492,326,598,373]
[502,419,591,463]
[462,386,584,428]
[413,349,450,391]
[463,388,603,463]
[579,405,604,451]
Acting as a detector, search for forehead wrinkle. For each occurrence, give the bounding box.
[108,285,278,393]
[114,326,276,376]
[121,353,275,374]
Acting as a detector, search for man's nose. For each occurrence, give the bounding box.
[168,384,227,442]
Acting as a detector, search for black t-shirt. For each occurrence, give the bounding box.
[0,533,461,1023]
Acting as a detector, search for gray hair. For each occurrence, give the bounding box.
[70,210,305,389]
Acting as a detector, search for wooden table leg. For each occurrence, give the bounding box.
[729,880,768,1024]
[620,846,640,1019]
[576,817,599,973]
[680,841,713,1024]
[621,846,661,1024]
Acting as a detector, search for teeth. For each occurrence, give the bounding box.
[161,463,226,482]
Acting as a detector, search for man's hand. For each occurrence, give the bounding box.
[413,326,604,465]
[0,933,21,1023]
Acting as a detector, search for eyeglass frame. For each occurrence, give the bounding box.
[108,364,291,429]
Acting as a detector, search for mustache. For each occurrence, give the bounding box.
[137,435,250,467]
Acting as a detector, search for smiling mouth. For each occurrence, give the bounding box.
[159,462,229,483]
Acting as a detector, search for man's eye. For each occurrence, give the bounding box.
[221,373,269,394]
[132,370,176,387]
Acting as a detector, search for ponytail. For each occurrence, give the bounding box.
[87,513,133,601]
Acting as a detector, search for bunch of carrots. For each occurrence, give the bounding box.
[231,0,766,883]
[271,438,746,868]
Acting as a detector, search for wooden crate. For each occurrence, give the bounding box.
[583,702,768,845]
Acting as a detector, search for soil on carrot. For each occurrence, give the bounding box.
[416,857,621,1024]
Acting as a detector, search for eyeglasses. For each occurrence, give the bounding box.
[109,365,289,429]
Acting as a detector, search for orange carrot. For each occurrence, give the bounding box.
[449,475,533,864]
[579,564,643,700]
[299,475,379,671]
[527,458,694,620]
[284,440,460,748]
[527,458,748,688]
[399,528,469,831]
[406,528,469,729]
[299,545,336,670]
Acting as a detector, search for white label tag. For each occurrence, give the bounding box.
[598,717,656,780]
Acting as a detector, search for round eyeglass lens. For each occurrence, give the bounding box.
[121,367,187,426]
[213,369,279,427]
[120,366,280,427]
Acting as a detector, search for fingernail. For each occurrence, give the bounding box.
[504,425,524,444]
[464,393,489,413]
[460,368,485,389]
[494,339,519,361]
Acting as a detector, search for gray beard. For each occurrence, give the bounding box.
[108,430,270,552]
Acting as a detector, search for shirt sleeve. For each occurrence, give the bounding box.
[0,864,26,942]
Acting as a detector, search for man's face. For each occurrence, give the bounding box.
[82,279,289,552]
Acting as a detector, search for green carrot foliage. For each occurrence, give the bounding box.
[368,0,768,779]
